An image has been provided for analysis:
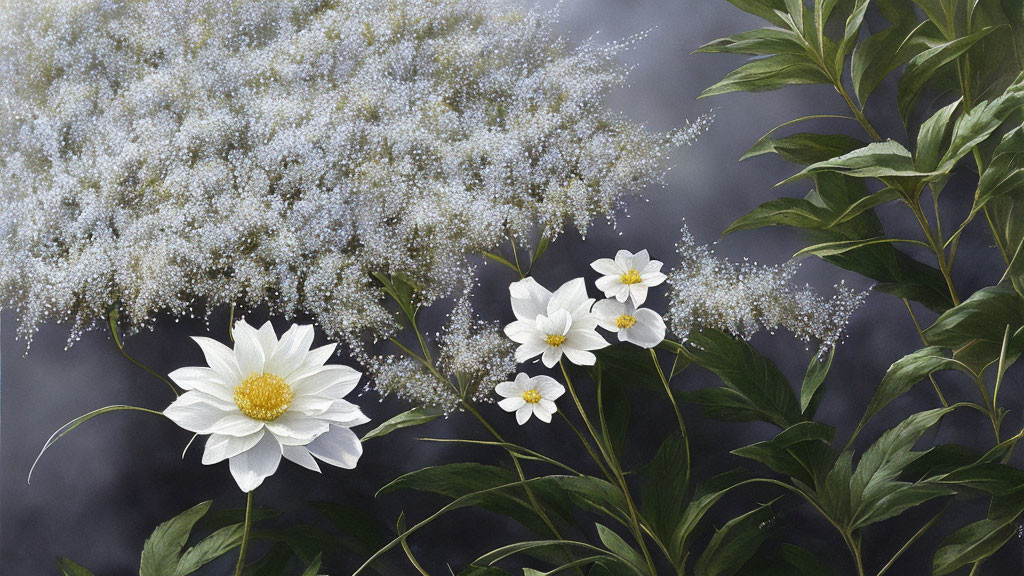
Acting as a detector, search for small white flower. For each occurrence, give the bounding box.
[591,250,667,306]
[504,278,609,368]
[496,373,565,425]
[163,320,369,492]
[592,299,666,349]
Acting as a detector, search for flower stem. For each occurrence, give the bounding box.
[650,349,691,490]
[234,490,254,576]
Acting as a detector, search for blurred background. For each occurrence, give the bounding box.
[3,0,1021,574]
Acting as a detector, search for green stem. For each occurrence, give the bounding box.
[558,411,615,482]
[113,336,180,397]
[559,361,658,576]
[650,349,691,490]
[234,490,254,576]
[842,530,867,576]
[902,299,949,407]
[876,501,950,576]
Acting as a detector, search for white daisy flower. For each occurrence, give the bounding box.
[504,278,609,368]
[592,299,667,349]
[496,374,565,425]
[591,249,668,306]
[163,320,369,492]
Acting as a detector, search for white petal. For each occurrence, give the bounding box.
[561,348,597,366]
[498,397,526,412]
[266,324,315,378]
[632,249,651,270]
[291,365,361,397]
[565,329,610,351]
[628,284,649,306]
[288,395,337,416]
[625,309,666,348]
[232,322,266,379]
[509,277,551,322]
[228,433,282,492]
[595,275,622,298]
[494,381,518,398]
[538,398,558,415]
[548,278,589,316]
[515,405,533,425]
[614,250,634,270]
[515,340,548,363]
[641,270,667,287]
[192,337,242,384]
[164,393,234,434]
[591,258,623,276]
[256,321,279,355]
[537,309,572,336]
[282,445,321,472]
[533,376,564,399]
[168,367,235,402]
[541,347,563,368]
[306,425,363,469]
[592,299,626,330]
[514,373,532,387]
[533,404,553,423]
[202,431,264,465]
[614,284,631,303]
[318,400,371,427]
[265,412,330,442]
[504,320,540,344]
[289,343,337,380]
[209,413,265,437]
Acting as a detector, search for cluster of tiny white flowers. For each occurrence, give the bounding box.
[0,0,707,347]
[666,226,865,352]
[437,298,517,405]
[368,297,514,414]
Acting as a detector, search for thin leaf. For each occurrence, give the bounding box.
[361,407,444,441]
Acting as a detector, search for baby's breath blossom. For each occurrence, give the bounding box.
[593,299,666,348]
[591,250,667,306]
[666,227,865,352]
[496,373,565,425]
[0,0,708,347]
[368,298,515,414]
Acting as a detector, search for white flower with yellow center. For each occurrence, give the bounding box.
[163,320,369,492]
[503,278,609,368]
[592,299,666,349]
[591,250,667,306]
[496,373,565,424]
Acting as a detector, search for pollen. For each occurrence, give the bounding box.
[620,269,642,285]
[234,373,294,421]
[521,389,542,403]
[544,333,567,347]
[615,314,637,329]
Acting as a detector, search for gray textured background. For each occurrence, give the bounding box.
[3,1,1021,574]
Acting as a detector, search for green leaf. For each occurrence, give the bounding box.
[801,347,833,417]
[938,75,1024,171]
[923,285,1024,353]
[29,404,161,483]
[740,543,833,575]
[849,407,957,527]
[140,501,212,576]
[300,553,323,576]
[595,524,647,575]
[785,140,926,182]
[897,26,1000,122]
[731,421,835,486]
[795,237,930,258]
[701,54,832,98]
[975,126,1024,218]
[826,187,903,226]
[724,198,830,234]
[852,22,932,105]
[596,360,631,460]
[57,558,95,576]
[534,475,631,528]
[741,133,866,165]
[473,540,608,567]
[820,451,854,525]
[312,502,385,556]
[857,346,971,430]
[671,471,756,557]
[360,406,444,441]
[724,0,790,27]
[682,330,802,429]
[932,488,1024,575]
[852,482,954,528]
[694,501,777,576]
[640,433,690,545]
[174,524,244,576]
[915,99,962,172]
[698,28,805,55]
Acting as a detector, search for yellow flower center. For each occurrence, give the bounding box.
[521,389,542,403]
[615,314,637,329]
[544,333,567,347]
[620,269,642,285]
[234,373,294,421]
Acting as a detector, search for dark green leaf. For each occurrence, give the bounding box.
[640,433,690,544]
[140,501,212,576]
[801,347,833,417]
[57,558,95,576]
[741,133,866,165]
[175,524,244,576]
[595,524,647,575]
[915,99,962,172]
[698,29,805,55]
[857,346,971,430]
[724,0,790,27]
[300,553,322,576]
[701,55,832,98]
[932,488,1024,575]
[724,198,830,234]
[732,421,835,486]
[785,140,926,182]
[694,502,777,576]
